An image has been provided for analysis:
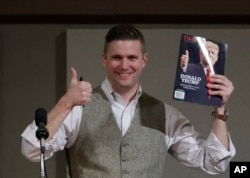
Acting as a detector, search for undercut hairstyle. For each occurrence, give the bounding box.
[103,24,146,54]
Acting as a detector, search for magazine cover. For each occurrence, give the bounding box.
[173,34,228,107]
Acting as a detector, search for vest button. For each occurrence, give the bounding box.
[122,143,128,147]
[122,170,128,174]
[122,157,127,162]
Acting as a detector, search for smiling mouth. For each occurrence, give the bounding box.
[119,72,131,75]
[117,72,132,78]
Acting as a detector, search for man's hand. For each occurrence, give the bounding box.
[207,74,234,106]
[65,67,92,108]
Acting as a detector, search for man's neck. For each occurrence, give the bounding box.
[106,79,139,105]
[114,86,139,105]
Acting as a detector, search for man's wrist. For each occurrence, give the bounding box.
[212,109,229,121]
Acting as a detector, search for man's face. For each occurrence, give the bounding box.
[102,40,148,93]
[200,42,219,67]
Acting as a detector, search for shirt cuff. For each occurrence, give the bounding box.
[207,131,236,162]
[21,121,67,159]
[21,121,40,148]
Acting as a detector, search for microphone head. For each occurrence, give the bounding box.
[35,107,47,127]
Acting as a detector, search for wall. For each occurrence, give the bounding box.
[0,24,68,178]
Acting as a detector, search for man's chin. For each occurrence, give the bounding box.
[117,82,134,89]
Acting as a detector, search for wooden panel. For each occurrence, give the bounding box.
[0,0,250,15]
[0,0,115,15]
[0,0,250,24]
[115,0,250,15]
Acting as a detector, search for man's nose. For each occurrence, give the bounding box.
[120,59,129,69]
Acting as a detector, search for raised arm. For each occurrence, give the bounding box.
[46,67,92,141]
[208,74,234,149]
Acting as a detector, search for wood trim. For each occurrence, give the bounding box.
[0,14,250,24]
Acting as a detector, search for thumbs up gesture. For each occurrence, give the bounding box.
[65,67,92,107]
[180,50,189,72]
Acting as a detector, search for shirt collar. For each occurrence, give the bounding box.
[101,78,142,106]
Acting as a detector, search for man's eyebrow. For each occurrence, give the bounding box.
[111,54,122,58]
[127,54,138,58]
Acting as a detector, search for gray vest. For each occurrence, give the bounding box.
[67,87,167,178]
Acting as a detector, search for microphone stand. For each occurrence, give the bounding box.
[36,127,49,178]
[40,147,46,178]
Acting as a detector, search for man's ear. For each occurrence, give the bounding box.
[101,53,107,67]
[142,53,148,68]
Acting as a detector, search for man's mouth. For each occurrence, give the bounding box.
[117,72,132,78]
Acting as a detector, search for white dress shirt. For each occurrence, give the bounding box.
[21,79,236,174]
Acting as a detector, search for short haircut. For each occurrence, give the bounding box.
[103,24,146,54]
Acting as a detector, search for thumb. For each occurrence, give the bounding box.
[185,50,189,56]
[70,67,78,83]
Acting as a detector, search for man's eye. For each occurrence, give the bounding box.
[128,56,138,61]
[112,55,122,61]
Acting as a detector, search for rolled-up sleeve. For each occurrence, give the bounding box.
[203,132,236,173]
[21,106,82,162]
[164,104,236,174]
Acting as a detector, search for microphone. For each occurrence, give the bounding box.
[35,108,49,153]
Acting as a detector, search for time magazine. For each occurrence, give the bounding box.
[173,34,228,107]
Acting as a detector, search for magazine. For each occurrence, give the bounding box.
[173,34,228,107]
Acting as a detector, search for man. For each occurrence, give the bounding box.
[177,40,223,106]
[22,25,235,177]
